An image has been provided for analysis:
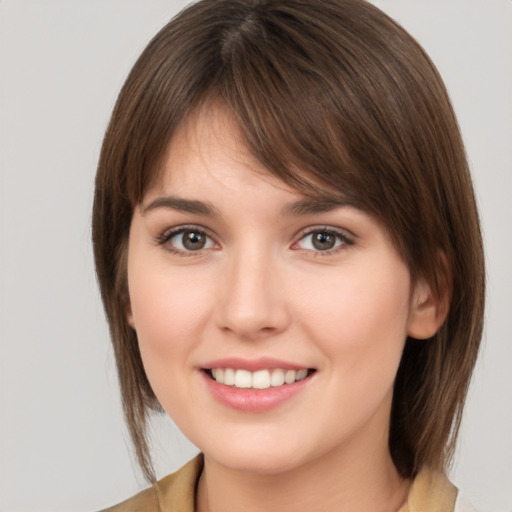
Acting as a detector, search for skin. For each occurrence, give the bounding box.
[126,105,444,512]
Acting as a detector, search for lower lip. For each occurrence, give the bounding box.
[202,372,313,412]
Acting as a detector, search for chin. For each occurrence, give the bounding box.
[197,433,315,476]
[209,449,305,475]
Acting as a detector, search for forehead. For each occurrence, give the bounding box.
[147,104,303,201]
[147,104,367,210]
[141,104,367,225]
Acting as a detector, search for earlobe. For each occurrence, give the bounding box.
[407,279,450,340]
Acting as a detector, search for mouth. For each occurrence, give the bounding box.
[204,367,316,390]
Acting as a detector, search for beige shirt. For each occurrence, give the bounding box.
[100,454,461,512]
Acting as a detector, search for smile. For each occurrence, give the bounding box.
[209,368,311,389]
[201,358,317,411]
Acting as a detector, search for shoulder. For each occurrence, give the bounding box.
[406,469,457,511]
[405,469,480,512]
[97,454,204,512]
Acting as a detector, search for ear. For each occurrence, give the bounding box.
[407,278,450,340]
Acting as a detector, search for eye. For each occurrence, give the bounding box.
[160,227,217,253]
[295,228,352,253]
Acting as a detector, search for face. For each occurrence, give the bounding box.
[126,106,427,476]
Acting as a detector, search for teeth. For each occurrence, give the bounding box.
[270,368,285,387]
[284,369,296,384]
[209,368,311,389]
[224,368,235,386]
[234,369,252,388]
[252,370,270,389]
[296,369,308,381]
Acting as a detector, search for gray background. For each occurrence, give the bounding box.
[0,1,511,511]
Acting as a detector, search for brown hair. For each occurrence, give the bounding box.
[92,0,485,482]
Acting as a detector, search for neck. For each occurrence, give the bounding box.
[196,419,409,512]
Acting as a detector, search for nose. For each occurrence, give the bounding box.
[215,245,290,340]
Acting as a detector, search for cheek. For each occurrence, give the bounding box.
[293,262,412,437]
[295,260,411,374]
[128,266,216,359]
[127,266,219,418]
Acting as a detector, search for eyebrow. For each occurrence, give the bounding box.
[141,196,220,216]
[282,198,355,216]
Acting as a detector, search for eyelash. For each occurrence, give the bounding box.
[156,225,354,257]
[293,226,354,256]
[156,225,218,258]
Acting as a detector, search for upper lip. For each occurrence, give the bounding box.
[202,357,312,372]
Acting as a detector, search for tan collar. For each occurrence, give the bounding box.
[155,454,204,511]
[155,455,457,512]
[398,469,457,512]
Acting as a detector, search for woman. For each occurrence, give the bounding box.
[92,1,485,510]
